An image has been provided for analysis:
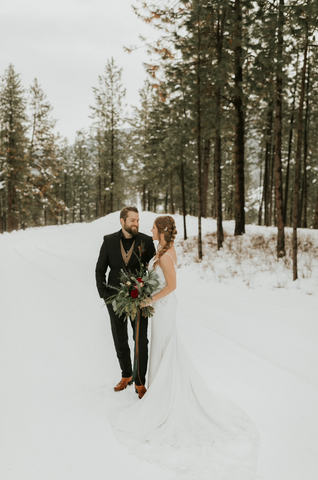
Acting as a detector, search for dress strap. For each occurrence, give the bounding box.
[164,252,177,267]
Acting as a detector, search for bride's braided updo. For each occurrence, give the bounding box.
[153,215,177,268]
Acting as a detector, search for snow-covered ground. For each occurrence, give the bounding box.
[0,212,317,480]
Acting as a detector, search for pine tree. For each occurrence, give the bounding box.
[274,0,285,257]
[293,18,309,281]
[213,3,228,249]
[90,58,126,214]
[28,78,60,226]
[69,130,95,223]
[54,137,71,225]
[233,0,246,236]
[0,64,28,232]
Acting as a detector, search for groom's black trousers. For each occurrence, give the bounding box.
[106,303,148,386]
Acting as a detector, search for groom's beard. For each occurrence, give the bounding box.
[123,224,138,236]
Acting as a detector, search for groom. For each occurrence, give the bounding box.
[95,207,156,399]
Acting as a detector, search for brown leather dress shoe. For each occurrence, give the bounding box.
[114,376,133,392]
[135,384,147,399]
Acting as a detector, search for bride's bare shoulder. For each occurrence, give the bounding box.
[160,248,177,267]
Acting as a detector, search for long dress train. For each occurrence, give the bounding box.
[109,256,259,479]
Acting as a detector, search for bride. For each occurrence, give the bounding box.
[110,215,259,479]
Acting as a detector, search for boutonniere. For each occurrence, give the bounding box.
[138,241,146,259]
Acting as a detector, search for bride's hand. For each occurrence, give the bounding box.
[140,297,152,308]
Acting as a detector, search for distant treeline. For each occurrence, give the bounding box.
[0,60,129,232]
[1,1,318,277]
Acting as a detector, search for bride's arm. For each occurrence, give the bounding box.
[148,254,176,304]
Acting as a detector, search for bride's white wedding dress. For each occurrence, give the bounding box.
[110,255,259,479]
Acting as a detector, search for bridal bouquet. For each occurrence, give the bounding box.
[105,245,160,321]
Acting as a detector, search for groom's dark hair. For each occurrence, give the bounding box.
[120,206,139,221]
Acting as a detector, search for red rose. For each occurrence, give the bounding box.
[137,278,143,283]
[131,288,139,299]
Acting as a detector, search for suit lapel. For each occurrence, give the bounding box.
[127,234,140,268]
[113,230,123,266]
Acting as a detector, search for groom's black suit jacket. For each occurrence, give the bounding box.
[95,230,156,300]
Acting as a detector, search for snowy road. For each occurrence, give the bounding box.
[1,213,317,480]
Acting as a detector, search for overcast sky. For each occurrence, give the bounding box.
[1,0,158,143]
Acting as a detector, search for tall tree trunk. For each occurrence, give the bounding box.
[196,6,203,258]
[212,160,216,218]
[283,113,295,227]
[103,175,107,216]
[258,163,264,225]
[79,193,83,223]
[274,0,285,257]
[264,105,273,226]
[97,148,102,217]
[62,173,66,224]
[283,56,298,226]
[289,186,293,227]
[214,117,224,248]
[234,0,245,236]
[97,173,102,218]
[229,158,235,219]
[0,194,3,233]
[269,143,275,225]
[301,61,310,228]
[170,175,175,214]
[7,118,15,233]
[142,184,146,211]
[293,35,308,281]
[201,138,211,218]
[7,176,13,232]
[313,188,318,229]
[214,7,226,248]
[258,191,264,226]
[147,190,151,211]
[181,160,187,240]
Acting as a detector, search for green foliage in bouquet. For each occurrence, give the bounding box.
[105,244,160,321]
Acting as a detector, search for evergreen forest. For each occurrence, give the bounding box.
[1,0,318,278]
